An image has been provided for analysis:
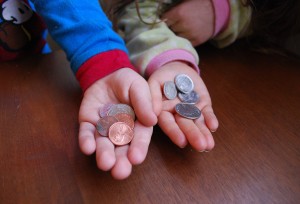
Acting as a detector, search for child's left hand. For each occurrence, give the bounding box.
[148,61,218,152]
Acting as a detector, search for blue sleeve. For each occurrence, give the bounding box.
[31,0,129,73]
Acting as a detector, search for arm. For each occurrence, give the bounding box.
[162,0,252,48]
[117,0,200,77]
[212,0,252,48]
[31,0,157,180]
[32,0,136,90]
[117,0,218,151]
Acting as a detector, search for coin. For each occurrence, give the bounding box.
[99,103,114,118]
[178,90,200,104]
[109,122,134,146]
[114,113,135,129]
[163,81,177,100]
[175,103,201,119]
[96,116,118,136]
[175,74,194,94]
[108,104,135,120]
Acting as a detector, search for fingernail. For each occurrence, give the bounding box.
[199,149,210,153]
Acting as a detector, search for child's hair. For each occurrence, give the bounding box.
[109,0,135,16]
[245,0,300,56]
[105,0,299,56]
[107,0,166,26]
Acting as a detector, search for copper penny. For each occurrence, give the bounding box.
[114,113,135,129]
[96,116,118,136]
[108,122,134,146]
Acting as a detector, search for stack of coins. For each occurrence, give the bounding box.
[96,103,135,146]
[163,74,201,119]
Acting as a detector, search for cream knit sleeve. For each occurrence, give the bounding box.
[212,0,252,48]
[117,0,199,76]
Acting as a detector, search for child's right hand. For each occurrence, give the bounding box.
[78,68,157,180]
[148,61,219,152]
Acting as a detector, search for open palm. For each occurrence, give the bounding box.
[78,68,157,180]
[148,62,218,152]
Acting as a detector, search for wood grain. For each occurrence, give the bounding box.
[0,45,299,204]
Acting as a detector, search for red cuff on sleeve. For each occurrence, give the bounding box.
[76,50,137,91]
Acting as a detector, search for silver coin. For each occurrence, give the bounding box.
[175,103,201,119]
[175,74,194,94]
[96,116,118,136]
[178,90,200,104]
[163,81,177,100]
[99,103,114,118]
[108,104,135,120]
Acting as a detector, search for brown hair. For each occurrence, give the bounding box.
[245,0,300,56]
[105,0,300,55]
[105,0,165,26]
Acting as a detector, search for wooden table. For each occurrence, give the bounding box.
[0,44,299,203]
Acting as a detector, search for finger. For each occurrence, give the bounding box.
[189,38,202,47]
[194,116,215,151]
[148,79,163,116]
[164,19,176,28]
[174,31,200,47]
[111,145,132,180]
[168,21,188,34]
[201,105,219,132]
[158,111,187,148]
[130,78,157,127]
[128,121,153,165]
[162,10,179,27]
[192,79,219,132]
[78,122,97,155]
[172,30,189,38]
[175,114,207,152]
[161,98,181,112]
[95,136,116,171]
[194,77,211,99]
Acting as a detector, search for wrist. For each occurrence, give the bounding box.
[145,49,200,77]
[76,50,137,91]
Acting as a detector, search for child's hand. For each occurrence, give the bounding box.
[78,68,157,180]
[162,0,214,46]
[148,62,218,152]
